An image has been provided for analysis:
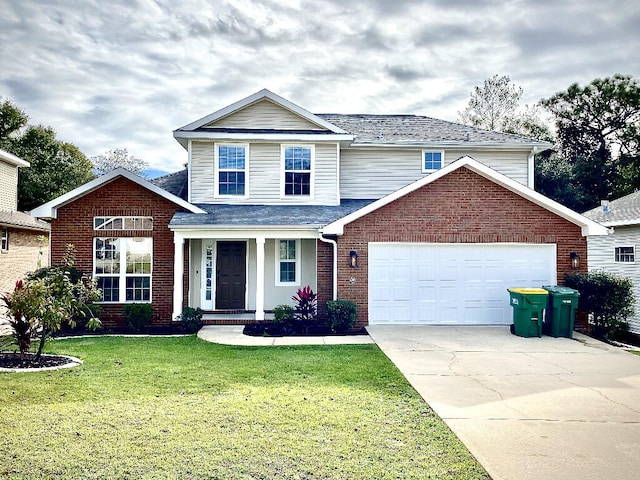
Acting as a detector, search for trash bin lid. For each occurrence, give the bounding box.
[542,285,580,296]
[507,288,549,295]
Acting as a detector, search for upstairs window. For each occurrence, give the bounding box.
[422,151,444,172]
[282,145,313,197]
[216,144,247,196]
[614,246,635,263]
[1,228,8,252]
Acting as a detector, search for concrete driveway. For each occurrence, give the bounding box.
[366,325,640,480]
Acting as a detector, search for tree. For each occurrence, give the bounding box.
[92,147,148,176]
[2,245,102,361]
[0,98,28,150]
[458,74,524,131]
[0,98,96,211]
[13,125,95,211]
[541,74,640,211]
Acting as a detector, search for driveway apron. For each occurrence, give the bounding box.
[366,325,640,480]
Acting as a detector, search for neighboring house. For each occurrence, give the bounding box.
[583,195,640,334]
[31,89,608,329]
[0,149,50,299]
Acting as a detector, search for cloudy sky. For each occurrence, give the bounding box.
[1,0,639,174]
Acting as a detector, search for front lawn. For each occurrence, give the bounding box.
[0,336,489,479]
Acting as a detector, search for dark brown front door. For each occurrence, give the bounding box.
[216,241,247,309]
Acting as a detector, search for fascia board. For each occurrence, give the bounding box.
[0,149,30,168]
[176,89,349,134]
[169,226,320,239]
[173,131,354,142]
[30,168,205,219]
[345,141,554,150]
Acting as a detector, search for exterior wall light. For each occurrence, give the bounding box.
[570,252,580,270]
[349,250,358,268]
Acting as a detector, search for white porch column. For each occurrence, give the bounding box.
[255,236,266,321]
[173,233,185,320]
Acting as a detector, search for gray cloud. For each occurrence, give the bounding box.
[0,0,638,172]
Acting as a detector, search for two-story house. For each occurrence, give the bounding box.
[0,148,50,301]
[31,89,607,329]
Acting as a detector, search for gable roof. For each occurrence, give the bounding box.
[318,114,552,148]
[582,191,640,227]
[151,169,188,201]
[30,168,205,219]
[322,156,609,237]
[0,148,29,168]
[173,89,353,148]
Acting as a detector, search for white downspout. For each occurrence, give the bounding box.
[318,232,338,301]
[528,146,538,189]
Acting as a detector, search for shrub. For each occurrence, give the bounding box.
[1,280,35,354]
[564,271,635,340]
[273,304,295,324]
[326,300,358,333]
[177,307,203,333]
[122,303,153,332]
[292,285,317,335]
[1,245,102,360]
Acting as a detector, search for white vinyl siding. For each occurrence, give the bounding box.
[190,141,339,205]
[587,225,640,333]
[340,147,530,199]
[0,161,18,211]
[208,99,324,130]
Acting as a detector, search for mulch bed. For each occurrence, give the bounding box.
[0,353,76,369]
[243,322,367,337]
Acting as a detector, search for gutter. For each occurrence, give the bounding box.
[318,232,338,301]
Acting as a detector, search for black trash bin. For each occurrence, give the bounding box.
[542,286,580,338]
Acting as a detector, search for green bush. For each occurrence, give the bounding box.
[176,307,203,333]
[272,304,295,324]
[122,304,153,332]
[326,300,358,333]
[564,271,635,339]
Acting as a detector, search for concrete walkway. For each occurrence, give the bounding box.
[197,325,374,345]
[366,325,640,480]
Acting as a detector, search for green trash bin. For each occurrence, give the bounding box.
[507,288,549,338]
[542,286,580,338]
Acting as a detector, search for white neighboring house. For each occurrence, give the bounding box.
[583,195,640,334]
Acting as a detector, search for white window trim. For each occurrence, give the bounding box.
[275,239,301,286]
[280,144,315,199]
[614,245,636,263]
[93,216,153,231]
[93,237,153,303]
[421,150,445,173]
[214,143,249,199]
[1,228,8,252]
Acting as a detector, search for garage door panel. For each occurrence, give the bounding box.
[369,243,556,325]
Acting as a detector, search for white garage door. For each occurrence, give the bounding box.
[368,243,556,325]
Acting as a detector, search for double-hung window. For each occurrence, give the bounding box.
[94,237,152,302]
[276,239,300,285]
[282,145,313,197]
[1,228,8,252]
[216,144,247,197]
[614,246,635,263]
[422,151,444,172]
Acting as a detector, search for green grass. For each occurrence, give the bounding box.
[0,336,489,479]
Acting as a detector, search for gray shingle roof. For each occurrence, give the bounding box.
[317,114,544,145]
[582,191,640,226]
[0,211,50,231]
[150,169,188,200]
[170,200,375,228]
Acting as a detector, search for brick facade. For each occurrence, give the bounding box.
[0,228,49,295]
[334,167,587,329]
[50,177,182,329]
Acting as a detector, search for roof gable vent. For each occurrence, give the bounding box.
[601,200,610,214]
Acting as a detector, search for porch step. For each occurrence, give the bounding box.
[202,311,274,325]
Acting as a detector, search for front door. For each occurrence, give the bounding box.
[215,241,247,310]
